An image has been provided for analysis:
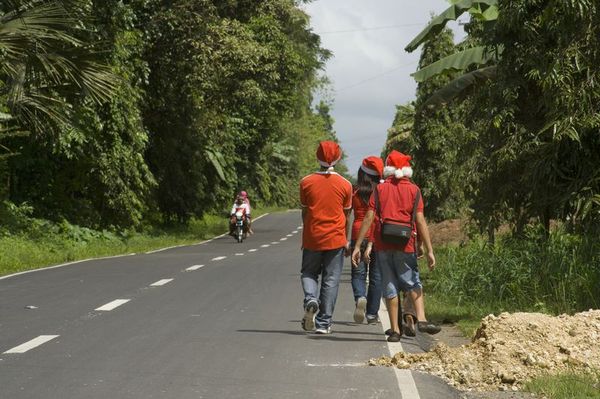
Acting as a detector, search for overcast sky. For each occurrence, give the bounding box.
[301,0,465,175]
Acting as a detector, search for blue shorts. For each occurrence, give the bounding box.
[377,250,422,298]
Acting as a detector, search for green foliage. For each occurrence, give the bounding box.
[6,0,154,228]
[525,372,600,399]
[382,103,414,156]
[398,25,473,221]
[142,0,328,221]
[1,0,330,231]
[426,226,600,314]
[395,0,600,237]
[411,46,498,83]
[405,0,497,52]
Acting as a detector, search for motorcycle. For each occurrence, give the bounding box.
[233,209,247,243]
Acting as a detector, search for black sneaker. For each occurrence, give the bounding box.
[366,315,379,325]
[417,321,441,335]
[301,300,319,331]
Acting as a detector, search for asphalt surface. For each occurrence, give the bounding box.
[0,211,460,399]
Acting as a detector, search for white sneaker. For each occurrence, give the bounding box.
[315,326,331,334]
[354,296,367,323]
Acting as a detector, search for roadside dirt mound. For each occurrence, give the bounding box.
[428,218,468,246]
[370,310,600,392]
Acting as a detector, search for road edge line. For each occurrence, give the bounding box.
[378,300,421,399]
[0,212,272,281]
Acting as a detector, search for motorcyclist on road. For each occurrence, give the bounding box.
[237,190,254,234]
[229,195,251,236]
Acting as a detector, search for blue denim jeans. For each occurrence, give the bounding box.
[301,247,345,329]
[350,242,382,317]
[377,250,422,298]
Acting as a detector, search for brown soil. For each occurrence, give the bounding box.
[428,218,468,246]
[370,310,600,392]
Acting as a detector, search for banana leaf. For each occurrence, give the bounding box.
[405,0,498,53]
[422,66,497,108]
[205,150,226,181]
[411,46,498,82]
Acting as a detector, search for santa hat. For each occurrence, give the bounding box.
[360,156,384,178]
[384,150,413,179]
[316,141,342,171]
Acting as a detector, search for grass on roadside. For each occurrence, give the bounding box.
[421,291,489,338]
[524,372,600,399]
[0,207,287,277]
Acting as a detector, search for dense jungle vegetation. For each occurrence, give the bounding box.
[0,0,351,272]
[385,0,600,319]
[0,0,345,230]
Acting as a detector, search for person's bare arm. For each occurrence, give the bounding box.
[351,210,374,266]
[416,212,435,270]
[344,208,352,256]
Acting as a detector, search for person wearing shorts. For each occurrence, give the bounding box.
[352,150,440,342]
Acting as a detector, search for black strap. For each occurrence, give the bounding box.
[410,189,421,228]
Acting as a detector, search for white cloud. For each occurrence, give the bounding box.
[303,0,465,175]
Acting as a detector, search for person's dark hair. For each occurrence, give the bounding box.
[354,168,379,204]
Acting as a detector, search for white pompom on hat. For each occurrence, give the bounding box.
[384,150,413,179]
[316,141,342,171]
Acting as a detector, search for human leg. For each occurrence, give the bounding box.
[378,251,402,339]
[300,249,322,331]
[366,251,382,321]
[315,247,345,330]
[396,252,440,335]
[350,242,367,323]
[402,292,417,336]
[350,258,367,301]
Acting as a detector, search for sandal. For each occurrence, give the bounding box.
[387,331,402,342]
[385,327,403,336]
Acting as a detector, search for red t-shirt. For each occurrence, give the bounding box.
[351,190,374,241]
[368,177,424,253]
[300,172,352,251]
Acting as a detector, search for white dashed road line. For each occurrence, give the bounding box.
[4,335,59,354]
[150,279,173,287]
[292,230,298,234]
[378,301,421,399]
[95,299,130,311]
[248,249,257,252]
[212,256,227,261]
[235,253,244,256]
[280,238,287,241]
[271,241,279,245]
[260,244,270,248]
[186,264,204,271]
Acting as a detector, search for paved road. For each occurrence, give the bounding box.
[0,211,459,399]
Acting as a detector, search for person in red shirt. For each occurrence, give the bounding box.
[349,156,384,325]
[300,141,352,334]
[352,150,440,342]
